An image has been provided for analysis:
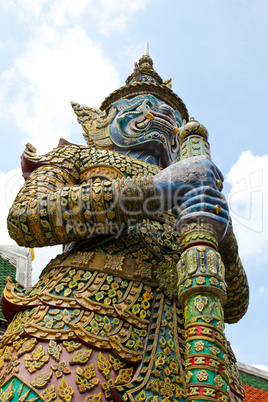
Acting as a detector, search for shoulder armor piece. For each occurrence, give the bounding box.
[21,140,83,181]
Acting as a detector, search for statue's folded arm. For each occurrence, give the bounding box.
[7,144,160,248]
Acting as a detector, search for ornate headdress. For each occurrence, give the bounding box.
[100,43,189,122]
[72,44,189,148]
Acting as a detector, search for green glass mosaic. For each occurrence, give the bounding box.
[240,371,268,392]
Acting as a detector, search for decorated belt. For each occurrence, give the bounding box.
[42,251,159,287]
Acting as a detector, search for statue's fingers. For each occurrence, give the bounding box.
[176,187,227,210]
[177,202,229,220]
[177,195,228,214]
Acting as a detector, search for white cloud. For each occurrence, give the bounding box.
[89,0,150,35]
[1,25,119,153]
[0,0,85,22]
[226,151,268,262]
[1,0,150,33]
[48,0,88,26]
[0,0,151,154]
[32,246,62,284]
[0,0,48,22]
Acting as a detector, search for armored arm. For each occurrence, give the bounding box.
[8,140,229,249]
[7,145,160,248]
[7,142,80,247]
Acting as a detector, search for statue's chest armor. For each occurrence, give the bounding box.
[79,148,159,182]
[78,149,180,262]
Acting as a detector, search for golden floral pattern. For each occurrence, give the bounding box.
[16,338,37,358]
[51,361,71,378]
[30,372,53,389]
[97,353,110,380]
[62,341,81,353]
[42,384,57,401]
[69,350,92,365]
[47,340,62,361]
[58,377,74,402]
[75,364,99,393]
[84,393,102,402]
[25,345,49,374]
[100,378,114,399]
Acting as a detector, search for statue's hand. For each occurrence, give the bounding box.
[153,155,228,240]
[153,155,223,210]
[175,186,229,241]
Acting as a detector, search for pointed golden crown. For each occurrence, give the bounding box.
[100,43,189,122]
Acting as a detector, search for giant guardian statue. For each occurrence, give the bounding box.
[0,46,248,402]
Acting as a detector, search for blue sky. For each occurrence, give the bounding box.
[0,0,268,370]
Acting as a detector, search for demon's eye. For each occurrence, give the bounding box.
[137,100,151,115]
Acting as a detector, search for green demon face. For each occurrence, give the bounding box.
[109,95,182,167]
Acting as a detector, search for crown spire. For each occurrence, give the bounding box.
[125,44,161,85]
[100,45,189,122]
[144,41,149,56]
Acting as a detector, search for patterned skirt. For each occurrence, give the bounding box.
[0,251,186,402]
